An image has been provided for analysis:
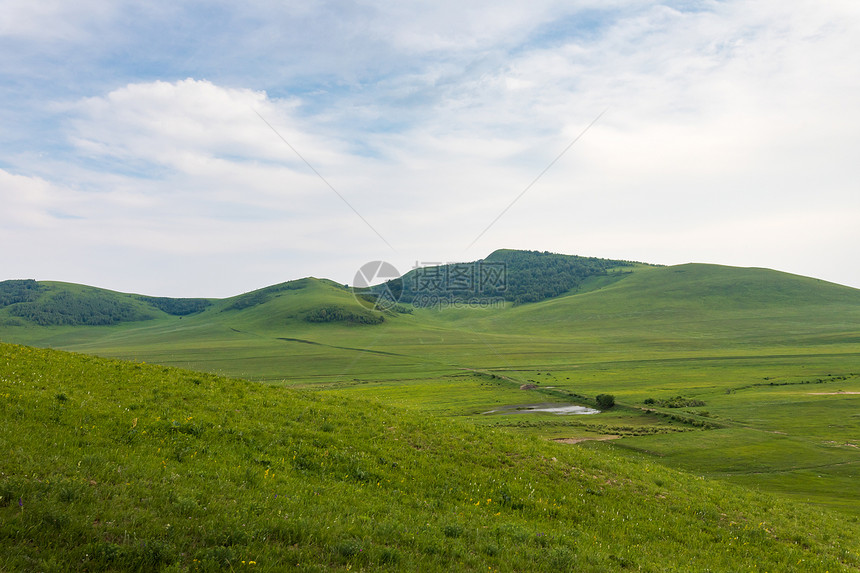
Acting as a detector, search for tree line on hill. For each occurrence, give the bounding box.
[6,290,154,326]
[137,296,211,316]
[390,250,637,305]
[303,305,384,325]
[0,279,41,306]
[0,280,211,326]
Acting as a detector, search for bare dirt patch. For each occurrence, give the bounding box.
[808,391,860,395]
[553,435,620,445]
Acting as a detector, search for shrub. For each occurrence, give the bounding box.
[596,394,615,409]
[138,296,211,315]
[654,396,706,408]
[303,305,384,325]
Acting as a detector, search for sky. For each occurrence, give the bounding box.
[2,0,859,297]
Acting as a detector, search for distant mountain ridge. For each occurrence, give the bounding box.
[1,250,857,329]
[0,250,644,327]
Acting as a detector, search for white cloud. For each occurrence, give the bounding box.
[2,1,860,294]
[0,170,61,228]
[71,80,293,166]
[62,78,385,222]
[1,79,401,295]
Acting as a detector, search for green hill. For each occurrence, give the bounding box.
[217,278,389,327]
[2,258,858,389]
[0,279,212,327]
[2,343,859,572]
[0,277,389,332]
[2,253,860,520]
[476,263,860,344]
[391,249,641,305]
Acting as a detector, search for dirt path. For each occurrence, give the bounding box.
[553,435,620,445]
[807,391,860,395]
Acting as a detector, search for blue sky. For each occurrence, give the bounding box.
[2,1,859,296]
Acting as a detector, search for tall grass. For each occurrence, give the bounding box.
[2,343,859,571]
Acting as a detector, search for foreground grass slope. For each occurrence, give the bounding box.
[2,343,860,572]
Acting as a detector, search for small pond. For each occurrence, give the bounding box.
[482,402,600,415]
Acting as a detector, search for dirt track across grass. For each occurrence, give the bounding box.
[553,435,620,445]
[808,391,860,395]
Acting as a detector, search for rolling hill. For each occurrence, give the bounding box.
[0,277,384,329]
[1,250,860,519]
[474,262,860,345]
[5,251,859,352]
[2,252,859,390]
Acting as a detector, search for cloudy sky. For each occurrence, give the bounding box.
[2,1,859,297]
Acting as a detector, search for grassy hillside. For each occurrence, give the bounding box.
[218,278,388,327]
[2,343,860,572]
[474,263,860,345]
[1,258,859,518]
[0,280,212,327]
[0,277,390,334]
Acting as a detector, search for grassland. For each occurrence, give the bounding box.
[2,260,860,521]
[3,343,860,572]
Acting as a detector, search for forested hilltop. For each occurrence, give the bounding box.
[0,280,211,326]
[392,249,641,305]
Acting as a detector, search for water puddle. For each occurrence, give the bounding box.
[482,402,600,415]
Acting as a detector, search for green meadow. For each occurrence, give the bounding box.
[2,252,860,569]
[2,343,860,572]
